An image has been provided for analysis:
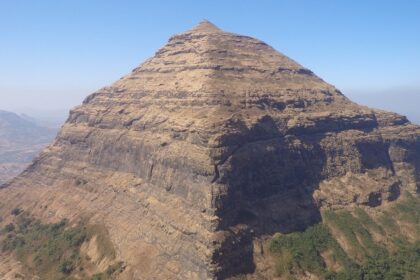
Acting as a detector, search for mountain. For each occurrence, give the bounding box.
[0,110,58,184]
[0,21,419,279]
[348,90,420,125]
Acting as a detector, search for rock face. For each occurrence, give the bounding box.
[1,21,420,279]
[0,110,57,184]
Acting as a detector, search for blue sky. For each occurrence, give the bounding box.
[0,1,419,121]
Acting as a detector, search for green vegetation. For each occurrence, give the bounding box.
[394,192,420,228]
[0,211,123,279]
[353,207,384,235]
[91,262,125,280]
[86,224,116,260]
[11,207,23,216]
[270,223,420,280]
[377,212,399,234]
[269,193,420,279]
[358,243,420,280]
[269,224,357,279]
[324,209,386,260]
[3,223,15,233]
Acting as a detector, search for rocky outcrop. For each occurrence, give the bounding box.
[1,20,420,279]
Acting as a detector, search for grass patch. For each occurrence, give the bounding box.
[377,212,399,234]
[324,209,386,260]
[353,208,384,235]
[0,211,123,279]
[376,192,420,244]
[269,197,420,279]
[359,242,420,280]
[393,192,420,234]
[269,224,356,278]
[86,224,116,260]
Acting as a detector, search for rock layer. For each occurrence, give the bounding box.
[1,21,420,279]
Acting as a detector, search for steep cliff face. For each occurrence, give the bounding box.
[1,21,419,279]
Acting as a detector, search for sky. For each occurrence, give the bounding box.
[1,0,419,123]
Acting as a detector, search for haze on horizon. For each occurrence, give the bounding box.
[1,1,419,123]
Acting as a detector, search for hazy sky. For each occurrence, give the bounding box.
[1,1,419,122]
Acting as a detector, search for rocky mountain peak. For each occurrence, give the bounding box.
[189,19,222,33]
[1,22,419,280]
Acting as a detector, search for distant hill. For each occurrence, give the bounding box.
[0,110,58,184]
[347,90,420,125]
